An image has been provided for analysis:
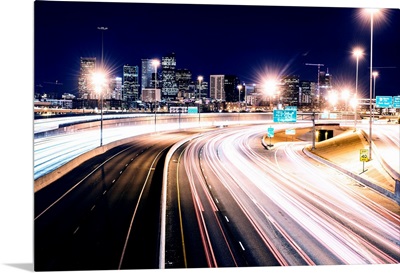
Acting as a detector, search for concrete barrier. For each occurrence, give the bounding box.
[303,146,400,204]
[34,135,141,192]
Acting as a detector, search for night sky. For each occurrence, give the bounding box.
[34,0,400,97]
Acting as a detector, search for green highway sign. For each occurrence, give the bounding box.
[273,109,297,122]
[267,127,274,138]
[187,107,198,113]
[375,96,393,108]
[393,96,400,109]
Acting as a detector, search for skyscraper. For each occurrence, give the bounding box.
[110,76,123,100]
[123,65,139,106]
[282,75,300,106]
[78,57,96,99]
[176,68,192,98]
[224,75,240,102]
[141,59,155,92]
[161,52,178,99]
[210,75,225,101]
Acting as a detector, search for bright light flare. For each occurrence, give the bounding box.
[329,91,338,106]
[357,8,389,27]
[264,80,277,96]
[341,89,350,100]
[92,72,106,93]
[352,48,363,58]
[372,71,379,78]
[152,59,160,67]
[350,96,358,109]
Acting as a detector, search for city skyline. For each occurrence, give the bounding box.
[35,1,400,99]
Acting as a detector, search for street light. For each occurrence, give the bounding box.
[341,89,350,111]
[97,26,107,146]
[152,59,160,132]
[372,71,379,121]
[353,48,363,131]
[372,71,379,98]
[367,8,379,160]
[93,72,106,146]
[237,84,242,122]
[197,76,203,126]
[264,80,277,110]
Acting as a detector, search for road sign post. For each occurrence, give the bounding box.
[359,148,369,174]
[267,127,274,147]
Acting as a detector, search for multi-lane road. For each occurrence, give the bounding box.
[34,116,400,270]
[164,124,399,268]
[35,130,205,270]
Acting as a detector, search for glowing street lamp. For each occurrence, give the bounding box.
[353,47,363,131]
[264,80,277,110]
[152,59,159,132]
[97,26,107,146]
[341,89,350,111]
[237,84,242,109]
[366,8,380,160]
[197,75,203,126]
[92,72,106,146]
[372,71,379,98]
[237,84,242,122]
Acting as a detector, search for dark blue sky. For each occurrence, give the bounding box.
[34,1,400,97]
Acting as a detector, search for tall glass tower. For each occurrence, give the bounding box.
[123,65,139,106]
[78,57,96,99]
[161,52,178,99]
[141,59,154,91]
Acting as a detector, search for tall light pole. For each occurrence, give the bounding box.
[97,26,107,146]
[367,9,378,160]
[372,71,379,98]
[353,48,363,131]
[197,76,203,126]
[152,59,160,132]
[372,71,379,121]
[237,84,242,122]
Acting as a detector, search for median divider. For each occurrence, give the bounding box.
[159,133,202,269]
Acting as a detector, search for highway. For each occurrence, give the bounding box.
[165,125,399,266]
[33,115,400,270]
[34,130,201,271]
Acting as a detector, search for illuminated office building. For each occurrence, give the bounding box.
[161,52,178,99]
[123,65,140,106]
[210,75,225,101]
[281,75,300,106]
[141,59,157,91]
[224,75,240,102]
[78,57,96,99]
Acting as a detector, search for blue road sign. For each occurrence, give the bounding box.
[187,107,198,113]
[375,96,393,108]
[273,109,297,122]
[393,96,400,109]
[267,127,274,137]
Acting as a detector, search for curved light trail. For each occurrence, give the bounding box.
[179,124,400,266]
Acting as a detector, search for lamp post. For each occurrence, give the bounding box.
[152,59,160,132]
[237,84,242,122]
[97,26,107,146]
[93,73,106,146]
[197,76,203,126]
[372,71,378,98]
[367,9,378,160]
[372,71,378,121]
[353,48,363,131]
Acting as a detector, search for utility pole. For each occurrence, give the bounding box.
[305,63,325,110]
